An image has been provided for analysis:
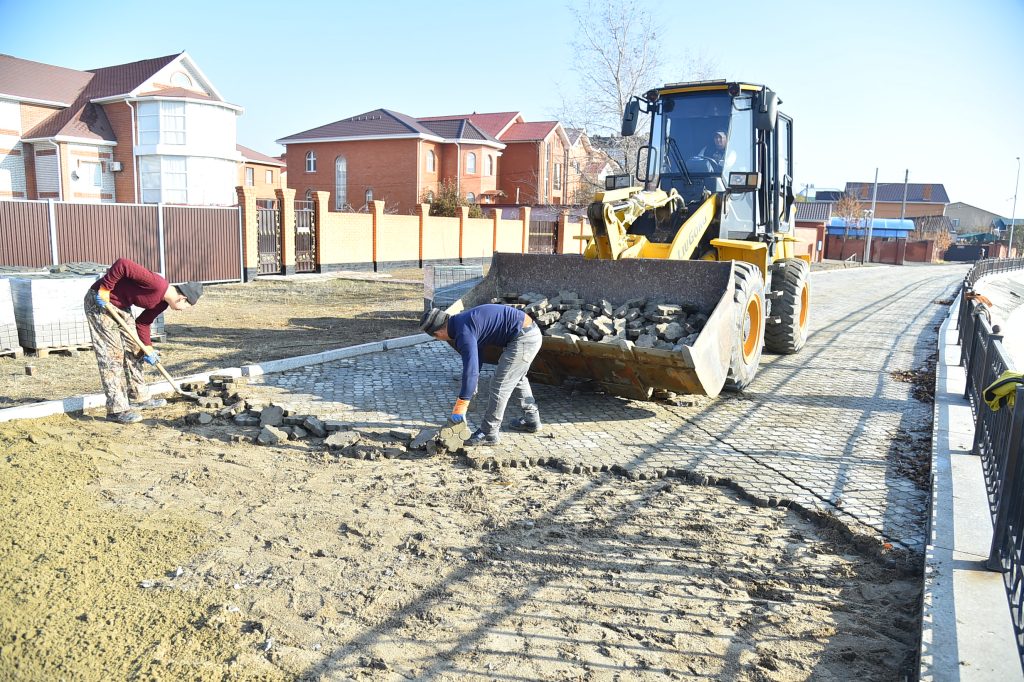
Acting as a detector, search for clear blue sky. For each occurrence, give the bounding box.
[3,0,1023,216]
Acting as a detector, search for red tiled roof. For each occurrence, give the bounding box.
[0,54,92,104]
[237,144,285,166]
[419,112,521,138]
[19,53,183,142]
[500,121,559,142]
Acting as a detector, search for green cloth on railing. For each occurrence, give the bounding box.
[984,371,1024,412]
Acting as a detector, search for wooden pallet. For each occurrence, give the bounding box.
[0,347,23,359]
[30,344,93,358]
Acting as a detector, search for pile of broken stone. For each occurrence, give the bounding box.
[491,291,709,350]
[181,374,455,458]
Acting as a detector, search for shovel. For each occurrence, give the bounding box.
[103,304,200,402]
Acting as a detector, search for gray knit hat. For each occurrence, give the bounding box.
[419,307,449,334]
[176,281,203,305]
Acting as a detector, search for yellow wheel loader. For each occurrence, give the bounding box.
[447,80,811,400]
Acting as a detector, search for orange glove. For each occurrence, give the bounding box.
[450,398,470,423]
[95,286,111,308]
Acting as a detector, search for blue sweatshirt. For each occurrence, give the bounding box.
[449,304,527,399]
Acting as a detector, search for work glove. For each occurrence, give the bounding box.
[141,345,159,366]
[94,286,111,308]
[449,397,470,424]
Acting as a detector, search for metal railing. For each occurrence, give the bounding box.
[955,257,1024,665]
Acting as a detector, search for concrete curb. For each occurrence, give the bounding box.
[919,296,1023,680]
[0,333,433,423]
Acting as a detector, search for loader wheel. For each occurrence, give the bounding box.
[723,262,765,392]
[764,258,811,354]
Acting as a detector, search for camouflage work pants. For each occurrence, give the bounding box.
[83,291,148,414]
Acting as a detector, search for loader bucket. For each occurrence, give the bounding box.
[447,253,737,399]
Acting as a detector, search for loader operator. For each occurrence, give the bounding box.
[420,304,543,447]
[84,258,203,424]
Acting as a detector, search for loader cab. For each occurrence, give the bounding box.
[624,81,794,247]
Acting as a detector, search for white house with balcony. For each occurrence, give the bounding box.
[0,51,243,205]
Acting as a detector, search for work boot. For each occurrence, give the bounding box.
[132,398,167,410]
[463,429,499,447]
[508,416,542,433]
[107,410,143,424]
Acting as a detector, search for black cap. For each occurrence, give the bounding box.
[176,281,203,305]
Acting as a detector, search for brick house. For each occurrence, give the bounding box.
[237,144,284,203]
[0,52,243,205]
[276,109,505,214]
[565,128,614,204]
[943,201,1006,233]
[843,181,950,219]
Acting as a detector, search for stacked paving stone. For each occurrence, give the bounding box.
[0,279,19,354]
[10,276,96,350]
[489,290,709,351]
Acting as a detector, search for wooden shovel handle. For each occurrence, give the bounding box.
[104,305,182,391]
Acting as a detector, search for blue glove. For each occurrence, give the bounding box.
[94,291,107,308]
[449,413,466,423]
[143,352,159,366]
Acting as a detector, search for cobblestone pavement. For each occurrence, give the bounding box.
[246,264,967,554]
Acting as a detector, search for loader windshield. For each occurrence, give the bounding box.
[653,92,737,178]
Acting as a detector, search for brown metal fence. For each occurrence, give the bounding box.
[163,206,241,282]
[0,199,241,283]
[55,202,161,273]
[528,219,558,254]
[0,200,50,267]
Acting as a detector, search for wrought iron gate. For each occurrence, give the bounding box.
[528,219,558,254]
[256,199,281,275]
[294,200,317,273]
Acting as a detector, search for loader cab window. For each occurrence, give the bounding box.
[655,92,737,178]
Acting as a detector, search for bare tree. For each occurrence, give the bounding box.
[556,0,718,177]
[833,193,864,259]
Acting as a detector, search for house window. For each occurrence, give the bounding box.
[487,155,494,176]
[426,190,434,203]
[466,152,477,174]
[78,161,102,187]
[553,163,562,190]
[265,170,273,184]
[306,151,317,173]
[138,101,186,145]
[170,71,193,88]
[365,188,373,205]
[427,150,435,172]
[335,156,347,210]
[305,190,313,201]
[245,167,254,186]
[466,192,476,203]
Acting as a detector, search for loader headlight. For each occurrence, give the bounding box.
[605,174,633,190]
[728,172,761,192]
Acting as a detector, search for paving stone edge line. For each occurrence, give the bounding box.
[0,333,433,423]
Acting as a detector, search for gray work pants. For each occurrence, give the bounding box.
[479,324,542,437]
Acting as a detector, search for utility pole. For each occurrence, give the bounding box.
[899,169,909,221]
[864,168,879,263]
[1011,157,1020,257]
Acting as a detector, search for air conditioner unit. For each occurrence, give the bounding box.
[108,161,123,172]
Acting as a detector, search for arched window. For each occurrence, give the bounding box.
[466,152,477,174]
[365,188,373,205]
[426,190,435,203]
[305,189,313,201]
[466,192,476,203]
[305,151,317,172]
[487,155,494,176]
[335,156,347,210]
[426,150,436,172]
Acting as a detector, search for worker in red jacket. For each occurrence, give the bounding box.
[84,258,202,424]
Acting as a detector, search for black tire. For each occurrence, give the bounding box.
[764,258,811,354]
[723,262,765,392]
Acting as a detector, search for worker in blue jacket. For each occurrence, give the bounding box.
[420,303,543,446]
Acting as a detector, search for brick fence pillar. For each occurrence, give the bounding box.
[236,185,258,282]
[313,191,330,270]
[491,208,499,253]
[417,203,429,267]
[458,205,469,263]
